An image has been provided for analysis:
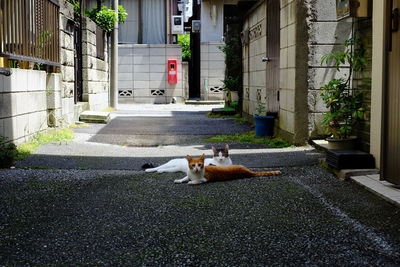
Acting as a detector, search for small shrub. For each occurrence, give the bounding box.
[178,34,191,61]
[85,5,128,33]
[0,136,17,168]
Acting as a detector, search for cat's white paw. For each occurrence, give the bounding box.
[157,169,165,173]
[188,180,203,185]
[174,179,182,183]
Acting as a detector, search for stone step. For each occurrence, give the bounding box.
[74,102,90,121]
[185,100,224,105]
[79,111,110,123]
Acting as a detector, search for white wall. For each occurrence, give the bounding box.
[0,70,69,144]
[118,44,185,103]
[201,1,224,43]
[200,42,225,100]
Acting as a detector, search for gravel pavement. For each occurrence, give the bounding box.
[2,104,400,265]
[1,167,399,266]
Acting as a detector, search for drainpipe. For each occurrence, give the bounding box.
[110,0,119,108]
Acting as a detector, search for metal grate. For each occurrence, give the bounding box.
[151,89,165,96]
[119,89,133,97]
[209,86,223,93]
[0,0,60,66]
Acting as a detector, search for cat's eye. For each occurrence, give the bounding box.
[191,164,195,167]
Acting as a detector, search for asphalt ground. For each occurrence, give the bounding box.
[1,167,399,266]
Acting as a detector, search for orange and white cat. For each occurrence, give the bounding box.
[174,154,281,185]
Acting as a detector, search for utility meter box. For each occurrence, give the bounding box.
[172,16,184,34]
[336,0,370,20]
[192,20,201,33]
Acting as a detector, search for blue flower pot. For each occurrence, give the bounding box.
[254,115,275,137]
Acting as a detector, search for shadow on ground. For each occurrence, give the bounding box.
[16,150,323,170]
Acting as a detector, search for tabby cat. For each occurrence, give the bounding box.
[174,154,281,185]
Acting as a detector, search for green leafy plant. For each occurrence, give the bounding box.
[222,76,240,107]
[178,34,191,61]
[67,0,81,19]
[254,98,266,116]
[219,20,243,111]
[320,79,365,139]
[320,37,367,139]
[205,131,291,148]
[85,5,127,33]
[0,136,17,168]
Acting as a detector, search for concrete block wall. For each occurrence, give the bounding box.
[242,1,267,116]
[82,17,110,111]
[118,44,184,104]
[279,0,298,140]
[305,0,352,138]
[0,69,49,143]
[59,0,76,123]
[200,42,225,100]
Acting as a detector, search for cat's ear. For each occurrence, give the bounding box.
[212,146,217,153]
[186,155,192,162]
[200,154,206,160]
[225,144,229,151]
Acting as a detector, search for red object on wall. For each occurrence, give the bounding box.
[168,59,178,84]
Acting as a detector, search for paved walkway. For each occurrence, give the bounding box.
[17,104,322,170]
[1,104,400,266]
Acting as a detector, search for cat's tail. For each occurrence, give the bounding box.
[252,170,282,177]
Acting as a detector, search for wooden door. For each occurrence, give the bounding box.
[383,0,400,184]
[265,0,280,113]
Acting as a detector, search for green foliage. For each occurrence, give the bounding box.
[220,21,242,110]
[206,111,240,119]
[178,34,191,61]
[16,129,75,160]
[85,5,128,33]
[255,99,266,116]
[206,131,291,148]
[67,0,81,19]
[321,38,367,74]
[320,79,365,139]
[320,38,367,139]
[0,136,17,168]
[222,76,239,91]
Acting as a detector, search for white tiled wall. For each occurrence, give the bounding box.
[200,42,225,100]
[118,44,184,104]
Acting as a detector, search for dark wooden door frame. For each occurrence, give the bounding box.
[74,22,83,104]
[265,0,280,114]
[381,0,400,184]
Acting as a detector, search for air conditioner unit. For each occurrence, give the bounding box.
[172,15,184,34]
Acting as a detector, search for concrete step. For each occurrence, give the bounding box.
[185,100,224,105]
[74,102,90,121]
[79,111,110,123]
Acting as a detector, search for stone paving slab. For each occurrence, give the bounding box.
[351,174,400,208]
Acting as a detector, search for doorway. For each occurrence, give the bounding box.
[265,0,280,113]
[382,0,400,185]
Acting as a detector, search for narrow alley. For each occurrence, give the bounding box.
[1,105,399,266]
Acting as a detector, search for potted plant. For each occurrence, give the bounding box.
[253,98,275,137]
[320,38,366,149]
[222,76,239,107]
